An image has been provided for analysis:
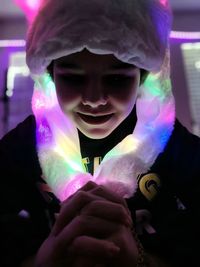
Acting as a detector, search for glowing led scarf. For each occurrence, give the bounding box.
[32,50,175,202]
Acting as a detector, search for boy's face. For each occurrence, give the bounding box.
[53,49,140,139]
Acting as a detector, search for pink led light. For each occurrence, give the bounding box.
[27,0,40,9]
[159,0,169,7]
[14,0,41,22]
[170,31,200,40]
[0,40,26,47]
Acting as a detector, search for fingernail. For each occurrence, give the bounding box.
[109,245,120,256]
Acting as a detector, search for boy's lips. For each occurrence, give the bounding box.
[77,112,114,125]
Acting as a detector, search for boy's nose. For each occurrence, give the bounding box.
[82,78,107,107]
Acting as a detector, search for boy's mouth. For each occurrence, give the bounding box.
[77,112,114,125]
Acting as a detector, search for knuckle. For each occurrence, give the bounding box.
[60,191,87,210]
[72,235,88,248]
[118,205,128,217]
[86,200,98,212]
[70,236,81,250]
[74,215,85,233]
[77,190,87,199]
[81,204,92,215]
[86,181,97,187]
[98,185,106,191]
[91,185,108,196]
[76,190,90,203]
[95,185,105,193]
[81,200,100,216]
[76,214,90,228]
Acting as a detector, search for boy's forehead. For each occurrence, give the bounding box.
[54,49,137,71]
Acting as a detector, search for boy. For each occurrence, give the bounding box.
[1,0,200,266]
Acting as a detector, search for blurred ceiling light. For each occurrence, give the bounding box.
[0,40,26,47]
[170,31,200,40]
[182,43,200,50]
[195,61,200,70]
[6,52,30,97]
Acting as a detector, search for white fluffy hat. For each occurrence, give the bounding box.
[26,0,175,201]
[26,0,172,74]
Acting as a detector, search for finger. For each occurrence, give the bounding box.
[52,190,104,236]
[73,257,96,267]
[81,200,132,228]
[79,181,98,192]
[69,235,120,260]
[73,257,106,267]
[61,181,98,206]
[54,214,121,252]
[89,185,130,214]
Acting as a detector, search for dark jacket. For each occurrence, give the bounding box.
[0,115,200,267]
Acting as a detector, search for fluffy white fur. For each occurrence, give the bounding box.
[26,0,172,74]
[28,0,175,201]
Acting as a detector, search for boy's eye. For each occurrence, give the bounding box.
[103,75,133,87]
[59,74,86,85]
[57,73,134,88]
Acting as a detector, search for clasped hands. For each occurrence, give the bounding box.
[35,181,140,267]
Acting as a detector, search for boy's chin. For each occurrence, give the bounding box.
[78,127,115,139]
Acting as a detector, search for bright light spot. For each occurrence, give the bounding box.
[27,0,40,9]
[181,42,200,50]
[6,52,30,97]
[171,31,200,40]
[18,209,30,218]
[195,61,200,70]
[14,0,41,10]
[14,0,41,21]
[6,90,13,97]
[159,0,168,7]
[0,40,26,47]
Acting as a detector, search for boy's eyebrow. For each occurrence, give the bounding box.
[56,63,81,69]
[110,63,136,70]
[56,62,136,71]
